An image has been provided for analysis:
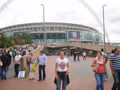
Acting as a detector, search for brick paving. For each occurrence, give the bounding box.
[0,56,113,90]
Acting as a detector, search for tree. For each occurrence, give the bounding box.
[21,32,33,44]
[9,32,33,45]
[0,33,7,48]
[0,32,33,48]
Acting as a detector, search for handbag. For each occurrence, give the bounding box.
[0,59,3,67]
[31,64,36,72]
[18,71,25,78]
[92,59,98,72]
[92,65,98,72]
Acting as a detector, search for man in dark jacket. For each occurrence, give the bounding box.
[1,51,10,80]
[6,51,12,65]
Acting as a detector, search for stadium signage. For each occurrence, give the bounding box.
[68,31,80,41]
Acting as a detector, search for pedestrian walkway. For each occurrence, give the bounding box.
[0,56,113,90]
[7,60,15,79]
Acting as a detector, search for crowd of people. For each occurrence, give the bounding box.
[0,45,120,90]
[66,51,87,62]
[0,44,38,80]
[73,51,86,61]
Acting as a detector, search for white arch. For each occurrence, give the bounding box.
[0,0,13,13]
[78,0,110,42]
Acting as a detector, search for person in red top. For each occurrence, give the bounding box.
[91,52,108,90]
[35,44,38,49]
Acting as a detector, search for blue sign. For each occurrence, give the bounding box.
[68,31,80,41]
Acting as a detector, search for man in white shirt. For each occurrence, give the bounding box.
[13,51,22,78]
[83,51,86,60]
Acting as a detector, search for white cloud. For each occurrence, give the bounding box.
[0,0,120,42]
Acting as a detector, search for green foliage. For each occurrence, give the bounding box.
[0,33,7,48]
[21,32,33,44]
[0,32,33,48]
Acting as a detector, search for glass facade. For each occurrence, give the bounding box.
[31,33,67,44]
[81,31,102,42]
[30,31,102,44]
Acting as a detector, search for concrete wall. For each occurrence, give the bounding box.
[47,43,119,54]
[47,43,119,58]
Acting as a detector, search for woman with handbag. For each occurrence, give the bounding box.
[91,52,108,90]
[27,52,33,71]
[28,52,35,80]
[55,50,70,90]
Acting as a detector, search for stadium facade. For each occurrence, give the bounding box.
[0,22,103,44]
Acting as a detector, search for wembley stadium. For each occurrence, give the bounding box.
[0,22,103,44]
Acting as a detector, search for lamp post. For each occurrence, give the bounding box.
[102,4,107,53]
[41,4,47,54]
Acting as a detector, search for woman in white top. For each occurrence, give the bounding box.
[55,50,70,90]
[13,51,22,78]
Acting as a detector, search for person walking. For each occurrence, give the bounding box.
[83,51,86,60]
[73,52,77,62]
[77,52,80,62]
[12,48,16,58]
[38,51,47,81]
[101,49,108,81]
[110,49,116,90]
[21,50,26,56]
[91,52,108,90]
[6,51,12,65]
[55,50,70,90]
[13,51,22,78]
[110,47,120,90]
[0,51,11,80]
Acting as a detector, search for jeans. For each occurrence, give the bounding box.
[1,67,8,80]
[56,72,67,90]
[78,55,80,61]
[39,65,46,80]
[0,68,2,77]
[74,55,76,61]
[14,64,20,77]
[83,56,86,60]
[28,63,31,71]
[112,75,117,90]
[95,73,105,90]
[112,70,120,90]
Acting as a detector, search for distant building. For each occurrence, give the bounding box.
[0,22,103,44]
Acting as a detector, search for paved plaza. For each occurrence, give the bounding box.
[0,56,113,90]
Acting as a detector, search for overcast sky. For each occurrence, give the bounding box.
[0,0,120,42]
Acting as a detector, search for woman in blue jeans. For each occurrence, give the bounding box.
[55,50,70,90]
[91,52,108,90]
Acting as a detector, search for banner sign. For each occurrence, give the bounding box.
[68,31,80,41]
